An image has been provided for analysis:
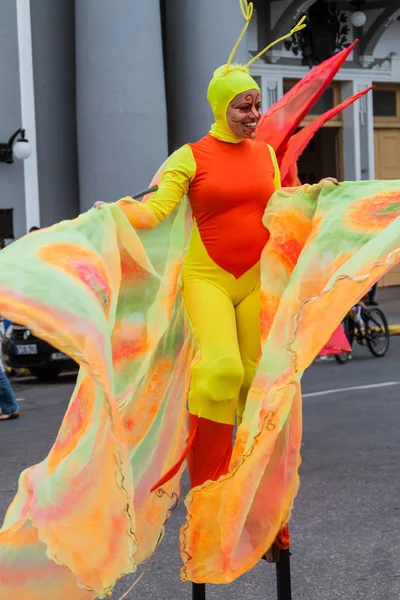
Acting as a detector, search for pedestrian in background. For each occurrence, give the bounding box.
[0,237,20,420]
[368,282,378,305]
[0,362,20,421]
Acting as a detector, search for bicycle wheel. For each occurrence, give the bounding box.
[335,352,350,365]
[365,308,390,357]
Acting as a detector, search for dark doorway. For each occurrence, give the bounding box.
[297,128,341,184]
[0,209,14,240]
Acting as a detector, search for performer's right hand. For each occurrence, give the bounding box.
[93,201,105,209]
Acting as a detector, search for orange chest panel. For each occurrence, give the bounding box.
[187,135,276,278]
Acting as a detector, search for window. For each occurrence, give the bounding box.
[373,90,397,118]
[309,88,335,115]
[282,87,334,114]
[282,87,334,115]
[283,80,340,120]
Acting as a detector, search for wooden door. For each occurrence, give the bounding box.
[374,129,400,180]
[374,129,400,286]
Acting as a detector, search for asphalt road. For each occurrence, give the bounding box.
[1,338,400,600]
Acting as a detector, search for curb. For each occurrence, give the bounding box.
[389,325,400,336]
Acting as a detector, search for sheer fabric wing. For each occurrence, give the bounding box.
[256,41,357,155]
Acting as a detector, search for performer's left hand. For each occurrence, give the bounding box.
[320,177,339,185]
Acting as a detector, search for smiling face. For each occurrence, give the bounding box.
[226,89,262,139]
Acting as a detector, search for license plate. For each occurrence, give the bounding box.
[51,352,68,360]
[15,344,37,355]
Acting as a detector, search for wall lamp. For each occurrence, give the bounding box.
[351,10,367,28]
[350,1,367,28]
[0,129,32,164]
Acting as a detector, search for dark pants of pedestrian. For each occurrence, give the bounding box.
[369,283,378,305]
[0,368,19,414]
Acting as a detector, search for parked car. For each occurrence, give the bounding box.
[1,323,77,380]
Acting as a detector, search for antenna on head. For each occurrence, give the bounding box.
[225,0,254,74]
[246,16,307,68]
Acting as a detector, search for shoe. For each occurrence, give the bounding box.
[0,411,19,421]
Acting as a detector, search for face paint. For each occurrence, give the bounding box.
[207,64,261,143]
[227,90,262,140]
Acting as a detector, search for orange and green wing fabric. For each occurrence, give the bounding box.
[0,180,400,597]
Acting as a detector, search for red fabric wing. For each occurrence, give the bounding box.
[256,40,358,157]
[280,86,373,185]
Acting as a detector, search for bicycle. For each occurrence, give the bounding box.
[335,301,390,363]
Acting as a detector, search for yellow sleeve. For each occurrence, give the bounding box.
[143,145,196,221]
[268,144,281,189]
[117,145,196,229]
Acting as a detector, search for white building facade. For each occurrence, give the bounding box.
[249,0,400,285]
[1,0,399,281]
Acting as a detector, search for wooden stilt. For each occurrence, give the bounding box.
[192,583,206,599]
[275,550,292,600]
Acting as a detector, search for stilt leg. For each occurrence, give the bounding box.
[275,549,292,600]
[192,583,206,599]
[188,416,232,600]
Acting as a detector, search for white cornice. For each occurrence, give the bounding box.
[250,62,394,84]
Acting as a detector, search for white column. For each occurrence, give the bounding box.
[366,84,375,180]
[165,0,251,148]
[277,76,284,100]
[75,0,168,212]
[265,79,281,110]
[356,81,374,181]
[16,0,40,231]
[341,81,361,181]
[248,70,283,110]
[260,76,268,113]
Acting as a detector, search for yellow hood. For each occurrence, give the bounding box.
[207,64,260,144]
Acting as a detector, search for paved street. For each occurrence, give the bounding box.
[1,338,400,600]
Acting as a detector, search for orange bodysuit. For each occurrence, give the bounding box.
[187,134,276,277]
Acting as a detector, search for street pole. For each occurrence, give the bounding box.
[275,550,292,600]
[192,583,206,599]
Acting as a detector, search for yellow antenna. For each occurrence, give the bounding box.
[246,15,307,68]
[225,0,254,74]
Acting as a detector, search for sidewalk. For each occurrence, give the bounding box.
[375,285,400,335]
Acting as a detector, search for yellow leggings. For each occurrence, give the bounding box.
[182,225,261,426]
[181,228,291,547]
